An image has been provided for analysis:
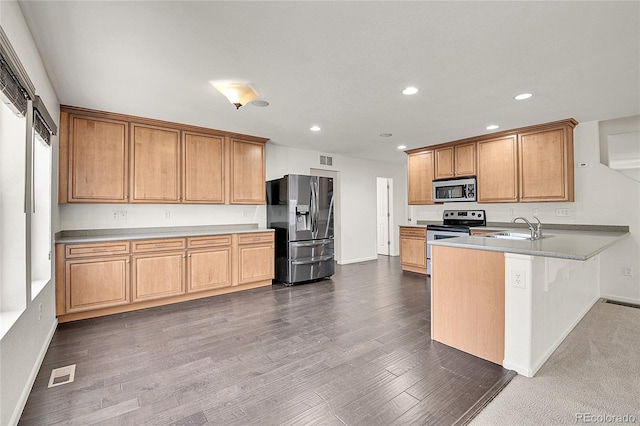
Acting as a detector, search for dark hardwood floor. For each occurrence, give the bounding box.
[20,256,514,425]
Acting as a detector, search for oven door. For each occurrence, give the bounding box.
[426,229,469,275]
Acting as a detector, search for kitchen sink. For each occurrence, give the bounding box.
[480,231,549,241]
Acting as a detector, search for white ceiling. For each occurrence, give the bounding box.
[18,1,640,164]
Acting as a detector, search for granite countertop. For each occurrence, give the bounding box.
[428,228,630,261]
[55,224,274,244]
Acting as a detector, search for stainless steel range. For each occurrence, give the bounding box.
[426,209,486,275]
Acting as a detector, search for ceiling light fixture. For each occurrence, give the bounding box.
[402,87,419,95]
[310,125,321,132]
[212,82,258,109]
[486,124,499,130]
[397,145,407,150]
[251,100,269,107]
[515,93,533,100]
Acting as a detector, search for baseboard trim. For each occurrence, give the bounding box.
[337,256,378,265]
[600,294,640,307]
[9,318,57,426]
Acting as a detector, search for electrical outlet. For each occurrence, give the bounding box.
[112,211,127,220]
[532,208,539,216]
[164,210,171,220]
[512,270,526,289]
[624,267,633,277]
[555,208,570,217]
[242,210,248,218]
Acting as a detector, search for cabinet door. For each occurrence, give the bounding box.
[455,142,476,177]
[477,136,518,203]
[237,233,274,285]
[68,115,128,202]
[434,147,454,179]
[131,124,181,203]
[183,132,225,204]
[399,235,427,269]
[132,252,185,302]
[229,138,266,204]
[65,256,130,313]
[188,247,232,292]
[407,150,435,205]
[519,127,573,202]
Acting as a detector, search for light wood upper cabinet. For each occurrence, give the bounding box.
[183,132,225,204]
[477,136,519,203]
[519,127,574,202]
[454,142,476,177]
[64,114,129,203]
[130,124,181,203]
[59,106,268,205]
[229,138,266,204]
[434,143,476,179]
[434,147,455,179]
[407,149,435,205]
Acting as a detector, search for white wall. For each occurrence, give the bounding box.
[411,120,640,303]
[0,2,60,425]
[266,144,407,264]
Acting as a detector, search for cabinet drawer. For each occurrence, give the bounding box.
[399,227,426,237]
[238,232,274,245]
[132,238,186,253]
[188,235,232,248]
[65,241,130,258]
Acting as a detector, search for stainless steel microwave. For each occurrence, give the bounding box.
[432,176,476,202]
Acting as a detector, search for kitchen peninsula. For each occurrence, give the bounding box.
[429,225,629,377]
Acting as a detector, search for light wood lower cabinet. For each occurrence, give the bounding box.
[399,226,427,275]
[236,233,275,285]
[64,256,130,313]
[55,231,274,322]
[132,251,186,302]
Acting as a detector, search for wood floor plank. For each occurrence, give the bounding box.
[19,257,513,425]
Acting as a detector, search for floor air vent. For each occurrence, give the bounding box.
[603,299,640,310]
[48,364,76,388]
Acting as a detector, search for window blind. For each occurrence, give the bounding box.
[0,53,29,116]
[33,96,57,145]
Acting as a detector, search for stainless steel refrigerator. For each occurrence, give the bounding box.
[266,174,334,285]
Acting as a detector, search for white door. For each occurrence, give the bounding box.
[377,177,392,255]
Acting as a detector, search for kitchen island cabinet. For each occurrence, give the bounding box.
[429,226,629,376]
[55,227,274,322]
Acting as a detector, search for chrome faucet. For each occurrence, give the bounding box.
[512,216,543,240]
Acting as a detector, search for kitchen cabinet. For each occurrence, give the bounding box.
[519,126,574,202]
[399,226,427,274]
[406,119,577,205]
[59,242,130,314]
[131,238,186,302]
[236,232,274,285]
[187,235,232,292]
[407,149,435,204]
[434,142,476,179]
[59,106,269,205]
[477,136,519,203]
[55,230,274,322]
[183,132,226,204]
[61,113,129,203]
[130,123,181,203]
[229,138,266,204]
[431,245,505,364]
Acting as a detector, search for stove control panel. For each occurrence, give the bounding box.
[443,210,485,220]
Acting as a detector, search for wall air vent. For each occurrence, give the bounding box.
[320,155,333,166]
[603,299,640,310]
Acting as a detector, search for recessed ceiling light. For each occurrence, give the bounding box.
[251,100,270,107]
[397,145,407,150]
[515,93,533,100]
[486,124,500,130]
[380,133,393,138]
[402,87,419,95]
[310,125,321,132]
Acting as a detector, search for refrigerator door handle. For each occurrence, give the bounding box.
[310,178,318,237]
[291,255,334,265]
[291,239,333,247]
